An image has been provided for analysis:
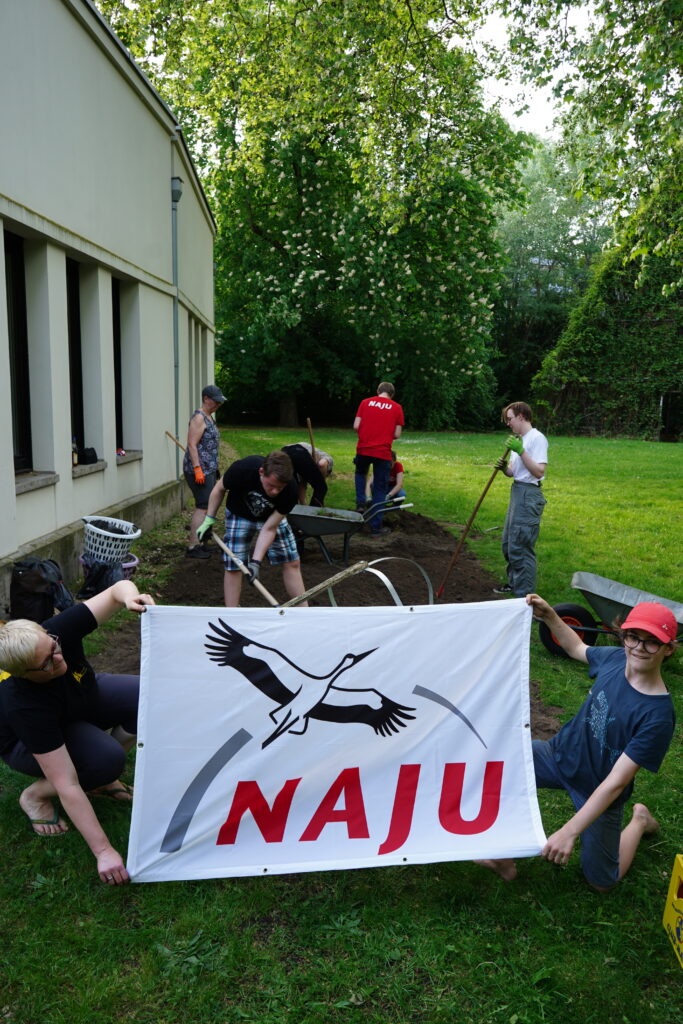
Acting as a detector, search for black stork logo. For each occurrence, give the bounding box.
[204,619,416,747]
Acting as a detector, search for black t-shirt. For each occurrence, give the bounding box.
[222,456,297,521]
[281,444,328,507]
[0,603,99,755]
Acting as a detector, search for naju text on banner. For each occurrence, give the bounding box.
[127,600,545,882]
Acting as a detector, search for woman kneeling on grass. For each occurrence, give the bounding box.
[479,596,677,891]
[0,579,154,886]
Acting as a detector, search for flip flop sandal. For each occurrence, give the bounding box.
[27,810,67,836]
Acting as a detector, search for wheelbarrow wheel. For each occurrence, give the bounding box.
[539,603,598,658]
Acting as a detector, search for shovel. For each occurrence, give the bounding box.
[211,532,280,606]
[436,446,510,600]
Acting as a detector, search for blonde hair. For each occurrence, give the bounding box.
[0,619,45,676]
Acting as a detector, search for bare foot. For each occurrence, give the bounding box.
[19,790,69,836]
[632,803,659,836]
[474,858,518,882]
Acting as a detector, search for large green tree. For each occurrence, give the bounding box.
[98,1,529,427]
[491,139,611,402]
[532,239,683,438]
[487,0,683,295]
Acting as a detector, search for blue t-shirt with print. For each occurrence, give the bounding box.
[548,646,675,805]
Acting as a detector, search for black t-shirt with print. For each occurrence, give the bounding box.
[222,456,297,521]
[0,604,99,755]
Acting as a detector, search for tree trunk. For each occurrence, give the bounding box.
[279,394,298,427]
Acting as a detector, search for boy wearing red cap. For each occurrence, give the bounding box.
[480,597,678,890]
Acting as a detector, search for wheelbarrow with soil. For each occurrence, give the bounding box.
[539,571,683,656]
[287,499,413,565]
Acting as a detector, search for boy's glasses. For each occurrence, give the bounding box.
[622,631,663,654]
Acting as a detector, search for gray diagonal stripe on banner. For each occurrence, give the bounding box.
[160,728,253,852]
[412,685,487,748]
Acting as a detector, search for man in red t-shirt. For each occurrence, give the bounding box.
[353,382,404,534]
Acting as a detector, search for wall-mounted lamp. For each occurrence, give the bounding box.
[171,176,184,203]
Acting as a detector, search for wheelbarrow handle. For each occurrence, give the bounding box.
[363,499,413,520]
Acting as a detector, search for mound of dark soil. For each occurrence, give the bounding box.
[89,510,561,738]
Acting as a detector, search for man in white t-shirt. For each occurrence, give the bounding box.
[493,402,548,597]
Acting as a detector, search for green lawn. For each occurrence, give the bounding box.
[1,429,681,1023]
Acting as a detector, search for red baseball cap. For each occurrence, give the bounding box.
[621,602,678,644]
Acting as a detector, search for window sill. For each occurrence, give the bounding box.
[73,459,107,479]
[116,450,143,466]
[15,471,60,495]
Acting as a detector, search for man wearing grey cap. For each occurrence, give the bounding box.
[183,384,226,559]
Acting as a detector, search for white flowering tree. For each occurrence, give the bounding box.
[98,0,529,427]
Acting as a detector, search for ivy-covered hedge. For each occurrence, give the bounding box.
[531,246,683,438]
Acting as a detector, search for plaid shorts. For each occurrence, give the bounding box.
[222,512,299,571]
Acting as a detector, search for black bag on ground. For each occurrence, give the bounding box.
[10,557,76,623]
[76,556,124,600]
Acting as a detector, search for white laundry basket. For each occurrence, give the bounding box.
[82,516,142,565]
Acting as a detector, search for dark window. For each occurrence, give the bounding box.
[66,258,84,449]
[112,277,124,450]
[4,231,32,472]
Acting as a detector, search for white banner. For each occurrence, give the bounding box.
[127,600,545,882]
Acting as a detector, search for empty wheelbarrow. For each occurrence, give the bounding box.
[287,499,413,565]
[539,571,683,656]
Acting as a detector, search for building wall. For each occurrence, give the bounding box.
[0,0,216,613]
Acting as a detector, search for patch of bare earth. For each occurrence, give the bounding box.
[89,509,560,738]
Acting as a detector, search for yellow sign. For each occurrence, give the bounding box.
[662,854,683,969]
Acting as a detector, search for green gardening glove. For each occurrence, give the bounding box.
[505,435,524,456]
[196,515,216,542]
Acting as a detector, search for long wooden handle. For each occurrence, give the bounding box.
[211,532,280,607]
[306,417,316,463]
[436,447,510,600]
[280,561,369,607]
[165,430,186,453]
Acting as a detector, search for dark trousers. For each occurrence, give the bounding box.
[2,673,139,790]
[354,455,391,530]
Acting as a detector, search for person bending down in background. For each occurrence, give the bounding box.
[281,442,334,507]
[198,451,308,607]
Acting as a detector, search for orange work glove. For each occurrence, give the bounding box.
[193,465,205,485]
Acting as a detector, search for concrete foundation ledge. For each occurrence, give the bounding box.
[0,479,186,618]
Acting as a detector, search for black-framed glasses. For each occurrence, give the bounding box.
[30,634,62,673]
[622,631,663,655]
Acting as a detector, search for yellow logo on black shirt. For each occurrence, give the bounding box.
[72,666,88,683]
